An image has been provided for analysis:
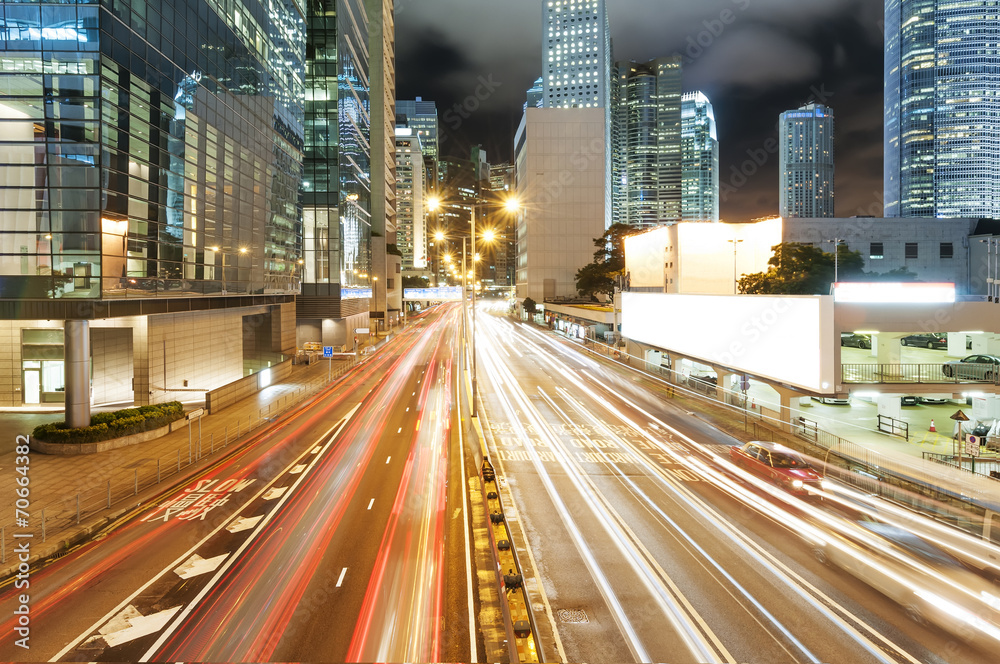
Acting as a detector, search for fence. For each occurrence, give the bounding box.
[842,362,1000,385]
[1,356,359,564]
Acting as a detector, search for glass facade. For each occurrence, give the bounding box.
[884,0,1000,218]
[394,130,425,270]
[681,91,719,222]
[779,103,834,218]
[0,0,306,300]
[302,0,370,291]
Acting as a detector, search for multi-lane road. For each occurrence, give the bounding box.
[0,304,481,662]
[476,302,1000,664]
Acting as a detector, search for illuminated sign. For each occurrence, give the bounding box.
[403,287,463,301]
[833,282,956,304]
[341,288,372,299]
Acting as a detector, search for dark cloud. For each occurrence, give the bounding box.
[395,0,885,220]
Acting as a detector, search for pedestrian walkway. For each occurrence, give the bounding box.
[0,352,361,578]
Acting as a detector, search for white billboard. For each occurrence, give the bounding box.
[622,292,835,393]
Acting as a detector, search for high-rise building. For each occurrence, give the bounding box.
[489,163,516,288]
[681,92,720,222]
[542,0,611,110]
[395,129,427,272]
[524,77,544,112]
[396,98,439,161]
[299,0,373,347]
[779,103,835,218]
[613,56,683,227]
[0,0,304,420]
[884,0,1000,218]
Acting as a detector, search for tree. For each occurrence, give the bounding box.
[575,223,633,300]
[402,275,429,288]
[737,242,865,295]
[522,297,538,315]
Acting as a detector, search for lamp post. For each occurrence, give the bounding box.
[827,237,843,284]
[372,275,379,334]
[727,238,744,293]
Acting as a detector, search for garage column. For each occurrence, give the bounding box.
[875,333,903,366]
[772,385,800,433]
[65,319,91,429]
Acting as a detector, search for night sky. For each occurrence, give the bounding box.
[395,0,886,222]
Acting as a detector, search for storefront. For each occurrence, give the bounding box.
[21,328,66,404]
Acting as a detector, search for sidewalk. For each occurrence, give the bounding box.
[0,353,362,577]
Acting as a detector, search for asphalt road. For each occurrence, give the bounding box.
[476,304,999,664]
[0,304,480,662]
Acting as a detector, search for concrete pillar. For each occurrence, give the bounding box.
[772,385,800,433]
[875,333,902,365]
[65,319,91,428]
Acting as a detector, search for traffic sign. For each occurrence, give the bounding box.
[322,346,333,358]
[740,375,751,391]
[966,435,981,457]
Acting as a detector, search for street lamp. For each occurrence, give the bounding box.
[372,275,379,333]
[727,238,744,293]
[827,238,844,284]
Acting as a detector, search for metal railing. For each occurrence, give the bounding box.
[877,414,909,441]
[841,362,1000,384]
[1,357,360,564]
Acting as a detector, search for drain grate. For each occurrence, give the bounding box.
[557,608,589,623]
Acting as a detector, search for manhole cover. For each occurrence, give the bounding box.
[557,609,589,623]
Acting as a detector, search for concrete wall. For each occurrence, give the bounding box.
[91,328,132,405]
[206,358,294,414]
[515,107,608,303]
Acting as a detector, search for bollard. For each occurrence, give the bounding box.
[211,433,214,454]
[134,468,138,495]
[107,480,111,508]
[42,508,46,542]
[76,494,80,525]
[157,459,161,483]
[178,448,181,471]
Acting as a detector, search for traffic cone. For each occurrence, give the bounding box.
[929,419,936,432]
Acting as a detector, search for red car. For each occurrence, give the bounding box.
[729,440,822,496]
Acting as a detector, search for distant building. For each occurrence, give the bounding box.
[490,164,516,287]
[396,97,439,162]
[524,77,544,112]
[779,103,834,218]
[542,0,611,110]
[515,108,608,302]
[395,129,427,271]
[681,92,719,222]
[613,56,684,227]
[884,0,1000,218]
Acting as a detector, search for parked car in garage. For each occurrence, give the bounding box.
[941,354,1000,380]
[916,396,950,404]
[728,441,822,496]
[840,333,872,349]
[901,332,947,349]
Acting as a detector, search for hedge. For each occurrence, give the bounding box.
[31,401,187,445]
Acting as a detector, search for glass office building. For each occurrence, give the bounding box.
[779,103,834,218]
[681,91,719,222]
[0,0,306,300]
[884,0,1000,218]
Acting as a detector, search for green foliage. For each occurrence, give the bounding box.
[402,275,430,288]
[386,243,403,257]
[31,401,186,445]
[575,223,634,299]
[522,297,538,315]
[738,242,866,295]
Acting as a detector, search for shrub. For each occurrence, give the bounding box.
[90,412,117,426]
[32,401,186,445]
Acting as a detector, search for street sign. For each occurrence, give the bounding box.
[186,408,205,420]
[967,435,981,456]
[355,328,370,334]
[740,375,751,391]
[322,346,333,358]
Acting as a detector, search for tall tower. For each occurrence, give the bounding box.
[884,0,1000,218]
[542,0,611,110]
[681,92,719,222]
[779,103,835,218]
[396,98,439,161]
[613,56,683,227]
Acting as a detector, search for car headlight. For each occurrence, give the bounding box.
[791,479,804,489]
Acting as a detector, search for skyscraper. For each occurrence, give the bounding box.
[779,103,835,218]
[396,98,439,162]
[612,56,683,227]
[524,77,544,112]
[0,0,304,419]
[542,0,611,110]
[884,0,1000,218]
[681,92,719,222]
[395,129,427,272]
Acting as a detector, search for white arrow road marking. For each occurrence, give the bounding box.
[289,463,307,474]
[226,515,263,534]
[51,403,362,662]
[311,445,321,454]
[262,486,287,500]
[84,606,182,649]
[174,554,228,580]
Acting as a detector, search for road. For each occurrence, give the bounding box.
[476,303,1000,664]
[0,303,480,662]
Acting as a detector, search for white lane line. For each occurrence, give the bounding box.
[457,365,479,663]
[138,404,362,661]
[406,407,410,412]
[174,554,228,580]
[397,427,402,434]
[289,463,307,474]
[386,456,391,464]
[226,515,262,534]
[87,606,182,649]
[412,391,415,396]
[50,407,358,662]
[262,486,288,500]
[336,567,348,587]
[311,445,321,454]
[367,499,374,510]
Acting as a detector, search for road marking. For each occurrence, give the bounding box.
[406,407,409,412]
[367,499,374,510]
[397,427,402,433]
[263,487,288,500]
[174,553,228,579]
[289,464,307,474]
[87,606,181,649]
[311,445,321,454]
[226,515,262,533]
[336,567,348,587]
[386,456,391,464]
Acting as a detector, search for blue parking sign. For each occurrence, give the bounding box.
[323,346,333,358]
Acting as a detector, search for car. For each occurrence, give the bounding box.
[811,396,850,405]
[900,332,948,349]
[813,520,1000,646]
[916,396,949,404]
[900,395,918,406]
[840,333,871,349]
[728,441,822,496]
[942,354,1000,380]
